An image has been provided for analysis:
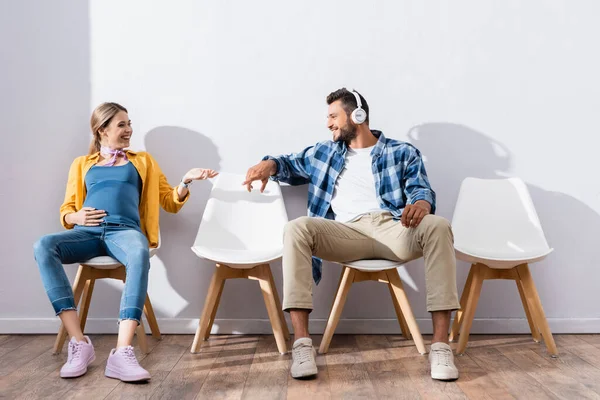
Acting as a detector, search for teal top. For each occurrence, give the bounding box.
[83,162,142,229]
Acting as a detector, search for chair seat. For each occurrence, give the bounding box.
[191,246,283,268]
[455,246,553,269]
[81,248,158,269]
[340,259,405,271]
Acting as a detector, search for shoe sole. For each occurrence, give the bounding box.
[105,366,151,382]
[60,354,96,378]
[431,372,459,381]
[291,367,318,379]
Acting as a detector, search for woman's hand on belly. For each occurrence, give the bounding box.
[65,207,107,227]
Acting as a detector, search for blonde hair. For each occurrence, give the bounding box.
[89,102,128,154]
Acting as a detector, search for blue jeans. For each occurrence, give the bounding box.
[33,224,150,324]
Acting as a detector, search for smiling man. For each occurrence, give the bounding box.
[244,88,460,381]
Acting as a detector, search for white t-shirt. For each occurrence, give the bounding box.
[330,146,382,222]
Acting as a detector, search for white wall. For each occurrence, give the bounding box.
[2,0,599,334]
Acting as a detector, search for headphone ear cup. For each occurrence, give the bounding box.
[352,108,367,124]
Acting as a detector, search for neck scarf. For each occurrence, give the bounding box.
[100,146,127,166]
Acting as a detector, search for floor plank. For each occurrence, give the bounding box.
[355,335,422,400]
[578,334,600,349]
[557,335,600,370]
[532,346,600,397]
[497,335,600,398]
[467,346,560,400]
[325,335,378,400]
[241,335,289,400]
[1,334,600,399]
[0,334,28,348]
[195,335,259,399]
[0,335,10,345]
[453,351,514,400]
[0,335,55,377]
[0,335,37,360]
[150,335,228,400]
[497,344,600,400]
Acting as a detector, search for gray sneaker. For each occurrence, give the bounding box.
[429,342,459,381]
[290,338,318,379]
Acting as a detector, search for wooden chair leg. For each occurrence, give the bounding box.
[54,325,69,355]
[143,295,161,339]
[275,293,290,341]
[192,265,227,353]
[136,320,149,353]
[450,266,474,342]
[386,269,426,355]
[78,278,95,333]
[388,281,411,340]
[264,264,290,341]
[256,265,288,354]
[516,277,541,343]
[319,266,356,354]
[456,264,485,355]
[206,274,226,341]
[516,264,558,356]
[53,266,88,354]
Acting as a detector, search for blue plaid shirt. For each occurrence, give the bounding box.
[264,130,436,284]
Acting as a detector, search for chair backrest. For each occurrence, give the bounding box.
[192,172,289,254]
[451,177,551,260]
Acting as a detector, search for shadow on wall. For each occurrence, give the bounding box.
[142,126,224,319]
[408,123,600,321]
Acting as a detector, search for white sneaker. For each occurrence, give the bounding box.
[290,338,318,379]
[429,342,459,381]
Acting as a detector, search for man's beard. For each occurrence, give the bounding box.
[334,123,357,144]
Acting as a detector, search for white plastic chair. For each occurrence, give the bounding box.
[190,172,290,354]
[450,177,557,356]
[319,259,427,355]
[53,233,162,354]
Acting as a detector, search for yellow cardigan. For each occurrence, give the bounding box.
[60,150,189,248]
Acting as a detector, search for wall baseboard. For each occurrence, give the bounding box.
[1,317,598,334]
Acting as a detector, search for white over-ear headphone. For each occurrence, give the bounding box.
[350,90,367,124]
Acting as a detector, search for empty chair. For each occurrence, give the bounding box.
[450,177,557,356]
[319,259,427,355]
[190,172,290,354]
[53,236,162,354]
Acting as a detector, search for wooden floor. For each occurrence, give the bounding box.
[1,334,600,399]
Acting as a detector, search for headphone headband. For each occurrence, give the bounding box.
[351,90,362,108]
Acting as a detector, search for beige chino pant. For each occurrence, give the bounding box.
[282,212,460,313]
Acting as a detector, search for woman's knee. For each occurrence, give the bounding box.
[126,247,150,269]
[33,234,56,260]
